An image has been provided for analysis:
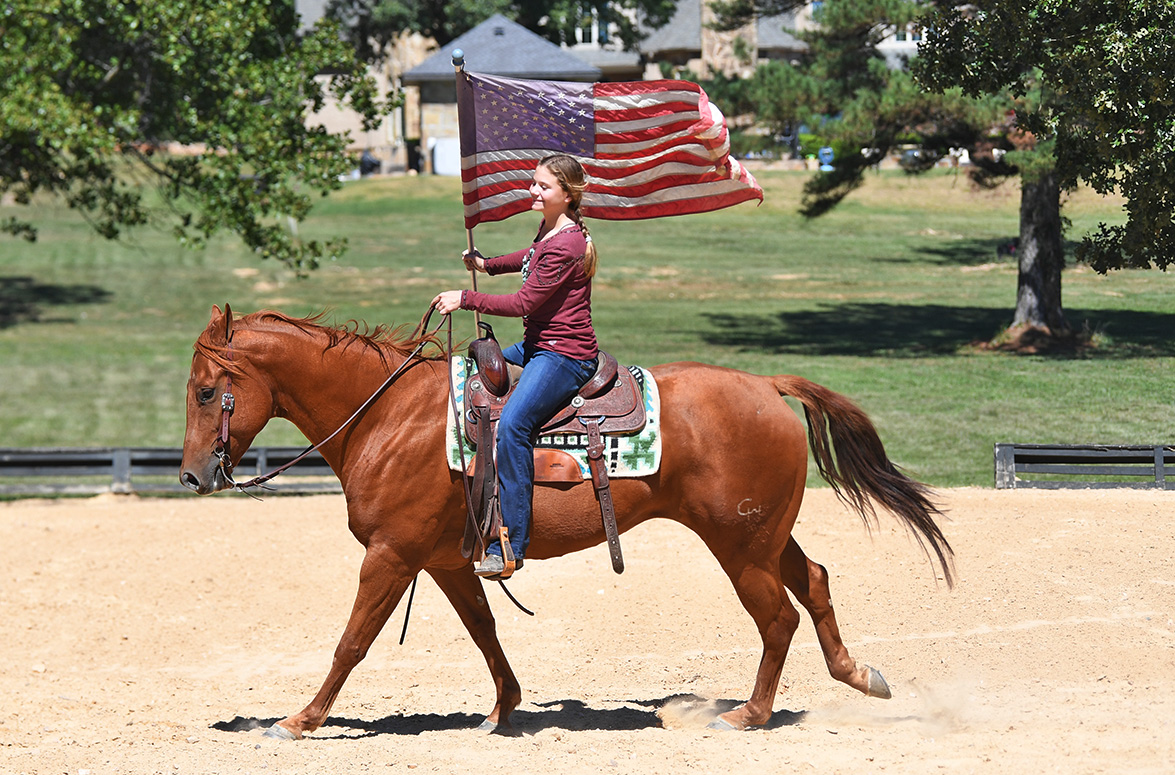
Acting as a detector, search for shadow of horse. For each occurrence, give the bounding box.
[211,695,807,737]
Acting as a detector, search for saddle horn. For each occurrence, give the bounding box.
[468,322,510,397]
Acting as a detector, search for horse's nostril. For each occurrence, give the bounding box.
[180,472,201,491]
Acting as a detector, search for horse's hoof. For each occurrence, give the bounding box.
[479,718,519,736]
[263,722,299,741]
[706,716,740,732]
[865,666,892,699]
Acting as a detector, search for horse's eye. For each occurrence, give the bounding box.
[197,387,216,404]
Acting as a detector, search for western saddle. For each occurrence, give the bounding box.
[460,324,645,577]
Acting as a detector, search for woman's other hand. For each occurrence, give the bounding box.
[432,290,464,314]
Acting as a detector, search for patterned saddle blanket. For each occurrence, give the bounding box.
[445,356,662,481]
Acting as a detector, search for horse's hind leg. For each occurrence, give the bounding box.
[712,558,803,730]
[427,567,523,732]
[779,536,891,699]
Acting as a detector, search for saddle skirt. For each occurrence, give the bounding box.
[446,356,662,482]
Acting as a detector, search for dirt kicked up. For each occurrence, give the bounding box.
[2,487,1173,774]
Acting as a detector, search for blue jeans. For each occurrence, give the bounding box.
[489,342,597,560]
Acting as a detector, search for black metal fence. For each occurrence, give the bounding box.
[8,443,1172,495]
[994,443,1174,489]
[0,447,340,496]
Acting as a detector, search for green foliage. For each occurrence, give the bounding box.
[800,0,925,107]
[0,0,396,272]
[916,0,1175,272]
[745,60,817,137]
[326,0,513,56]
[708,0,806,32]
[706,1,994,216]
[326,0,678,54]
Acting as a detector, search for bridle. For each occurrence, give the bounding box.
[208,310,445,495]
[212,340,237,485]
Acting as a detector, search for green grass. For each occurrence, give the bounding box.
[1,169,1170,487]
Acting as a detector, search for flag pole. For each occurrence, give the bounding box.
[452,49,481,329]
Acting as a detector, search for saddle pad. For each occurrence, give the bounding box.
[446,357,662,480]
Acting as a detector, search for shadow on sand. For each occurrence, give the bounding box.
[212,695,807,738]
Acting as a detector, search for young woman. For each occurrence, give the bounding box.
[432,154,599,578]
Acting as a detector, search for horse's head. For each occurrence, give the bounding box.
[180,305,275,494]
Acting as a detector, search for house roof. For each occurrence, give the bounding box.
[757,14,807,52]
[639,0,701,54]
[403,14,601,84]
[639,0,806,56]
[572,47,644,79]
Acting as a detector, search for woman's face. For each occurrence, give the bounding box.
[529,164,571,219]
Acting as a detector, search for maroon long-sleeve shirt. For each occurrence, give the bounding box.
[460,225,598,361]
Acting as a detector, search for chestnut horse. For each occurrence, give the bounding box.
[180,305,952,739]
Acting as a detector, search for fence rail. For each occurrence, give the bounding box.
[0,447,340,496]
[994,443,1174,490]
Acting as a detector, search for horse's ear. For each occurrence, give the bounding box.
[207,304,234,344]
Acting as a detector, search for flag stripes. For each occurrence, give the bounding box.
[457,71,762,228]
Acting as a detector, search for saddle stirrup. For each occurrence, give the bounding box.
[498,526,517,579]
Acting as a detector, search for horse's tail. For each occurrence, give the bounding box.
[772,375,955,587]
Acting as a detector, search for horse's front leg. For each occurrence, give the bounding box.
[427,566,522,732]
[267,544,415,740]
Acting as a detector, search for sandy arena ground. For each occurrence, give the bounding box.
[2,487,1173,774]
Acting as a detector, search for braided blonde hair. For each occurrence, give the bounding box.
[539,154,597,278]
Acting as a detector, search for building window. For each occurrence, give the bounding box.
[895,23,922,42]
[575,6,611,47]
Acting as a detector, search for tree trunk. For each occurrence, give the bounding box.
[1012,170,1069,332]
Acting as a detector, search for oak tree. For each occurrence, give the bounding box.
[1,0,395,272]
[917,0,1175,333]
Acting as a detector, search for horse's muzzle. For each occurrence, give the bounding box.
[179,459,232,495]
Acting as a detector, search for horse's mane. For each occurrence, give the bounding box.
[194,310,445,374]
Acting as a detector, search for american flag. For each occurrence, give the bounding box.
[457,70,763,229]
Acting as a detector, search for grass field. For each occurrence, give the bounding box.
[1,169,1170,487]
